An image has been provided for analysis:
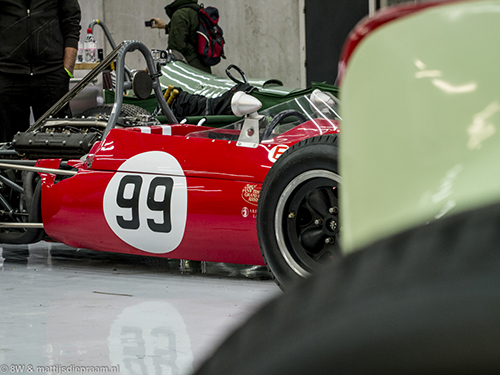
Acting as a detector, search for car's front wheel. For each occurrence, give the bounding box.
[257,135,341,289]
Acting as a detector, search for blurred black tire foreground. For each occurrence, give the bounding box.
[194,201,500,374]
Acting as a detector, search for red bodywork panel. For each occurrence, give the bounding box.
[39,121,339,265]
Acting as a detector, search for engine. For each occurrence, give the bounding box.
[11,114,159,160]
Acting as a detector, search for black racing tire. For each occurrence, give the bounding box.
[0,173,44,245]
[1,244,30,263]
[257,134,340,289]
[82,103,151,117]
[194,201,500,375]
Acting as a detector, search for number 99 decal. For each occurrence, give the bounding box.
[103,151,188,254]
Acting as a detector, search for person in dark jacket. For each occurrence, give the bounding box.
[0,0,81,143]
[150,0,211,74]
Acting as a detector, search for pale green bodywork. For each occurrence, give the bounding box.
[340,1,500,253]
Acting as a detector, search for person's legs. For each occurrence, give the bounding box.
[31,67,71,121]
[0,72,31,142]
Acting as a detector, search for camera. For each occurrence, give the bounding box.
[145,20,155,27]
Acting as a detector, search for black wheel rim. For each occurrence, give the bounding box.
[275,170,341,277]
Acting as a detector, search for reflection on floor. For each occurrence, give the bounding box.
[0,242,280,375]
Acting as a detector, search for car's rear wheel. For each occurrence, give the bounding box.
[257,135,340,289]
[0,170,44,245]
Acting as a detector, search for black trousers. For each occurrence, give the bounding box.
[0,67,71,143]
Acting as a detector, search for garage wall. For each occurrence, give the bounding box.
[79,0,305,88]
[305,0,368,86]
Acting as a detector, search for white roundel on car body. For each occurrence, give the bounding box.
[268,144,289,163]
[103,151,188,254]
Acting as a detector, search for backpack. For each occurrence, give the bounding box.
[180,4,226,66]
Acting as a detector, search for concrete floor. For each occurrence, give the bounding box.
[0,242,280,375]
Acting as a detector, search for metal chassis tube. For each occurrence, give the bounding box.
[102,40,177,138]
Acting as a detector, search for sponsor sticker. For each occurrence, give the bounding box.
[242,184,260,206]
[241,207,249,218]
[240,207,257,219]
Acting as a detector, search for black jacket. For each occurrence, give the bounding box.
[0,0,81,75]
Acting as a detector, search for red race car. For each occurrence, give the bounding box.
[0,41,341,288]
